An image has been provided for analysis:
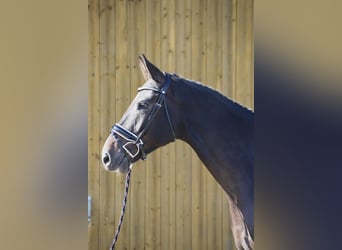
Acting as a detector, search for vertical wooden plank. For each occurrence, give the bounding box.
[222,1,237,249]
[88,0,100,249]
[98,0,116,249]
[160,2,171,249]
[146,1,163,249]
[174,2,185,250]
[145,0,162,249]
[160,1,176,249]
[184,1,192,249]
[222,0,237,99]
[236,0,253,108]
[250,0,254,110]
[168,2,176,248]
[129,0,147,249]
[174,0,192,249]
[206,0,223,249]
[114,0,131,249]
[154,0,175,249]
[190,0,208,249]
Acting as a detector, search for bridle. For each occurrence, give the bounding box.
[109,74,175,249]
[108,74,175,249]
[111,73,176,160]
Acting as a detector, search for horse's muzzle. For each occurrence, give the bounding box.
[101,134,131,173]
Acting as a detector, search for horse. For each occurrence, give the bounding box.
[101,55,254,249]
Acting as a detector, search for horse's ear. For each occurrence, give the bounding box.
[138,54,165,85]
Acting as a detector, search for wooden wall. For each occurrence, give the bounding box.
[88,0,253,249]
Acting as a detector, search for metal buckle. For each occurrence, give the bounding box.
[122,141,142,159]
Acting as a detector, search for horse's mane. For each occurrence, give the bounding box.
[172,74,254,121]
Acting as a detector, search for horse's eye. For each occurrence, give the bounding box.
[137,102,149,110]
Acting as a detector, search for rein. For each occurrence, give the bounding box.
[109,74,175,249]
[110,167,132,250]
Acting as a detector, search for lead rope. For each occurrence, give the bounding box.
[110,167,132,250]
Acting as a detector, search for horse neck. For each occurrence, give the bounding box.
[174,79,254,203]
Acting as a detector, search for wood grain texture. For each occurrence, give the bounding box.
[88,0,100,249]
[98,0,116,249]
[88,0,253,249]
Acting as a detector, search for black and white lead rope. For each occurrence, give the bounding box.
[110,167,132,250]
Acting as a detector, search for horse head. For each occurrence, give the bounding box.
[101,55,177,173]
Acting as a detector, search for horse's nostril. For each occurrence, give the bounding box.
[102,153,110,165]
